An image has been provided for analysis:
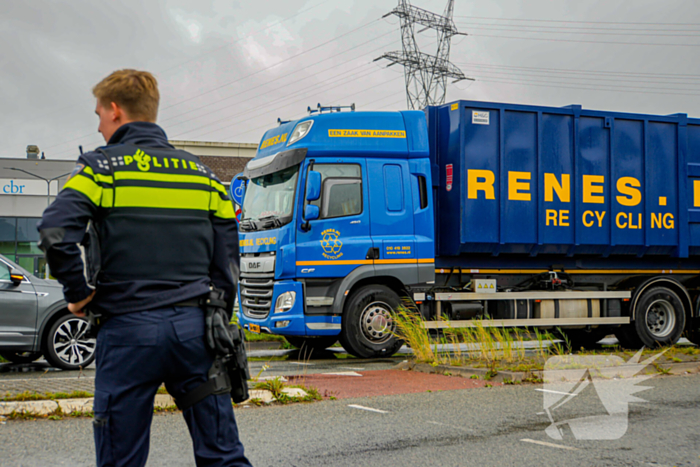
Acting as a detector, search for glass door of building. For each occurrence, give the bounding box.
[16,255,47,279]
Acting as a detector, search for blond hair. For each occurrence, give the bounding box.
[92,69,159,122]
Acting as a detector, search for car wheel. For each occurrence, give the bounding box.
[0,351,42,364]
[339,285,403,359]
[44,314,97,370]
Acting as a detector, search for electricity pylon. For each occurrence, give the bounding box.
[375,0,473,109]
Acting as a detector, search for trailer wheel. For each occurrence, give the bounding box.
[339,285,403,359]
[630,286,686,348]
[284,336,337,352]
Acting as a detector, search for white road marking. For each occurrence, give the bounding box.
[535,388,578,397]
[323,371,363,377]
[520,439,579,451]
[347,404,388,414]
[339,367,365,370]
[288,362,313,366]
[427,421,472,431]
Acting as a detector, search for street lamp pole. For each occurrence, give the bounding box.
[3,168,73,206]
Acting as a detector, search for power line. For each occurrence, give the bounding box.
[456,66,700,88]
[160,18,383,112]
[51,60,398,157]
[454,24,700,37]
[452,61,700,79]
[474,76,700,97]
[468,33,700,47]
[219,82,407,142]
[452,15,700,26]
[157,0,336,76]
[2,0,337,132]
[43,19,388,154]
[454,21,700,33]
[160,30,399,127]
[182,65,399,141]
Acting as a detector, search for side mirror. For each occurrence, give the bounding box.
[9,269,25,286]
[304,204,320,222]
[306,171,321,201]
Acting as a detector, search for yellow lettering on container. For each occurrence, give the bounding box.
[583,211,594,227]
[583,175,605,204]
[616,212,627,229]
[467,170,495,200]
[544,173,570,203]
[651,213,663,229]
[663,213,675,229]
[595,210,606,227]
[508,171,531,201]
[695,180,700,207]
[616,177,641,206]
[559,210,570,227]
[546,209,558,226]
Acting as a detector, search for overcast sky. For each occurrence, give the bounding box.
[2,0,699,160]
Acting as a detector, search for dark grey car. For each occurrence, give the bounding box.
[0,254,96,370]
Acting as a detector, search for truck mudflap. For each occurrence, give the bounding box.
[236,280,341,337]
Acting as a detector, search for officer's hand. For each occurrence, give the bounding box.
[68,291,96,317]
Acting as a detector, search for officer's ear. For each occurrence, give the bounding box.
[111,102,134,124]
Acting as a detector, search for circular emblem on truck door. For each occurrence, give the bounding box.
[320,229,343,259]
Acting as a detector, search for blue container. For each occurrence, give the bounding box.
[426,101,700,260]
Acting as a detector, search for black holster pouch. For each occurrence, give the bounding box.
[176,287,250,410]
[80,220,102,288]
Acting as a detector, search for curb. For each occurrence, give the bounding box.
[398,360,700,383]
[0,394,176,417]
[0,388,312,417]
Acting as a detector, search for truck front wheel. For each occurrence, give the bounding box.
[339,285,403,359]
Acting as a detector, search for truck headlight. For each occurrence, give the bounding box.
[274,291,296,313]
[287,120,313,146]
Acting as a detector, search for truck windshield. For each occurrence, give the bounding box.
[240,165,299,231]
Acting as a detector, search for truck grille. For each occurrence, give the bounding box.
[240,272,274,318]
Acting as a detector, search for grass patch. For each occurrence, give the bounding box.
[393,306,697,375]
[2,390,93,402]
[244,330,286,343]
[252,376,321,404]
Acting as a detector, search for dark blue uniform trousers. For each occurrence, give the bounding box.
[93,306,251,467]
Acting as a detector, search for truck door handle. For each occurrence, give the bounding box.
[366,248,380,260]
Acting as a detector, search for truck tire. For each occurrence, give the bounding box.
[339,285,403,359]
[44,314,97,371]
[559,328,609,351]
[284,336,337,352]
[630,286,686,348]
[614,325,643,349]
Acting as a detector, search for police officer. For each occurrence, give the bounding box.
[38,69,252,467]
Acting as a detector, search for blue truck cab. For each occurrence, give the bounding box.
[236,109,435,357]
[237,100,700,356]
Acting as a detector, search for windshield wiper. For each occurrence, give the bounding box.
[257,215,282,228]
[239,219,256,231]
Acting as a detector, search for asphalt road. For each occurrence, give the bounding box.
[2,373,699,466]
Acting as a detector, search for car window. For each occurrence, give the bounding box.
[0,262,10,281]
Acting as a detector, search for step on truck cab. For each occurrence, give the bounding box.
[236,101,700,357]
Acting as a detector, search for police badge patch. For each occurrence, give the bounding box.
[66,163,85,182]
